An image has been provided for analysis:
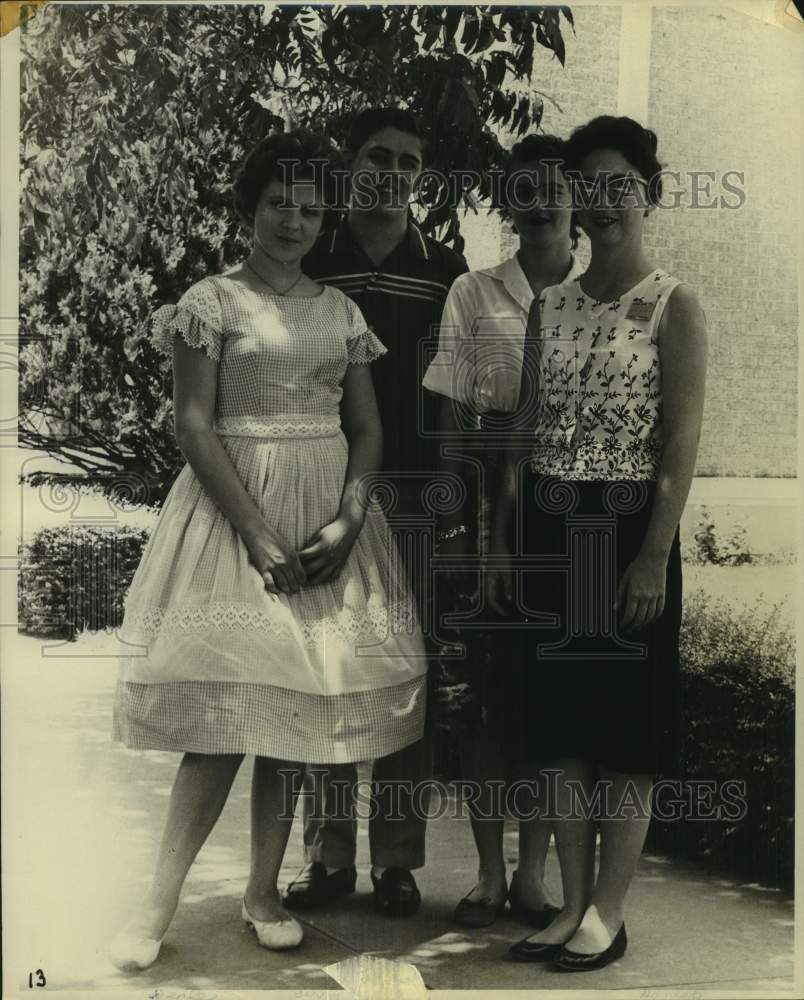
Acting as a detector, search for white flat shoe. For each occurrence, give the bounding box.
[109,927,163,971]
[242,899,303,950]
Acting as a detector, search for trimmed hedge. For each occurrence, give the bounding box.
[17,526,795,890]
[18,524,149,640]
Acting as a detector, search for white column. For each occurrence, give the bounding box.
[616,3,653,122]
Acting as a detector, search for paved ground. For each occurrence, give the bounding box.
[1,630,797,997]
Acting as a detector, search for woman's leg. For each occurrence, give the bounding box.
[515,766,560,909]
[124,752,245,940]
[458,730,507,902]
[244,757,305,921]
[519,759,596,944]
[564,768,652,953]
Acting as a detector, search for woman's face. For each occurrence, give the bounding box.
[574,147,651,249]
[507,159,573,250]
[253,177,326,263]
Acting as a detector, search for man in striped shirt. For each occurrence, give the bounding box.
[306,111,468,478]
[283,108,468,918]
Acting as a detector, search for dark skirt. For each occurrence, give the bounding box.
[432,441,519,746]
[492,470,683,777]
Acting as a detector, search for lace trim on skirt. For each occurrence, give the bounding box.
[122,599,419,643]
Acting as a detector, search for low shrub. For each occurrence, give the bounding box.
[18,524,149,639]
[648,589,795,892]
[690,506,753,566]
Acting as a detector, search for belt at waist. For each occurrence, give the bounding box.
[215,415,342,439]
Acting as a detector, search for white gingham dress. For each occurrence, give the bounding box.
[113,275,427,763]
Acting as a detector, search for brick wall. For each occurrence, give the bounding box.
[647,5,800,477]
[459,4,800,478]
[462,5,622,272]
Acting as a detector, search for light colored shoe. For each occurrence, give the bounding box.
[108,927,163,972]
[242,899,303,950]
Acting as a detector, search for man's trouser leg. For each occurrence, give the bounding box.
[302,763,359,869]
[368,689,434,870]
[369,479,436,870]
[300,481,435,871]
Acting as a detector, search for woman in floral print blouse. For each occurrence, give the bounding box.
[488,116,707,970]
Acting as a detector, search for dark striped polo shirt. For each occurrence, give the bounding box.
[304,218,468,476]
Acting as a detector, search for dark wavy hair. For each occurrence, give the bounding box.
[498,133,580,248]
[564,115,664,205]
[232,129,343,230]
[346,107,429,162]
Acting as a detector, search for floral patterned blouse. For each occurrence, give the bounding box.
[532,268,681,481]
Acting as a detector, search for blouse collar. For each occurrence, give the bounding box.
[479,252,581,312]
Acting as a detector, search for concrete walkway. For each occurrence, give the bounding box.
[1,630,796,997]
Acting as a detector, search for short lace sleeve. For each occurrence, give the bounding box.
[152,278,224,364]
[343,295,387,366]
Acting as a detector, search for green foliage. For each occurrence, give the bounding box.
[19,3,571,506]
[690,506,753,566]
[648,589,794,891]
[18,524,150,640]
[680,588,794,683]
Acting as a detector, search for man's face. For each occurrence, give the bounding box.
[350,126,424,215]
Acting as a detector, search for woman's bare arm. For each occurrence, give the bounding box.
[640,285,708,560]
[486,304,542,610]
[489,300,541,548]
[171,334,305,592]
[172,335,264,542]
[337,360,383,526]
[296,361,382,585]
[618,284,707,629]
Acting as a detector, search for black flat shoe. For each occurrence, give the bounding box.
[282,862,357,912]
[507,875,561,929]
[553,923,627,972]
[371,867,421,918]
[508,935,564,963]
[454,889,508,929]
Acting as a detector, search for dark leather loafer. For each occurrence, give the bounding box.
[371,867,421,917]
[282,862,357,912]
[508,935,564,963]
[454,891,507,928]
[553,923,627,971]
[507,876,561,930]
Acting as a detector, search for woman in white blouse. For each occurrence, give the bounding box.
[423,135,583,930]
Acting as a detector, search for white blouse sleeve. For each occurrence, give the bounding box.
[421,276,476,403]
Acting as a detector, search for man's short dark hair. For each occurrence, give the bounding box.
[347,107,428,162]
[232,128,343,229]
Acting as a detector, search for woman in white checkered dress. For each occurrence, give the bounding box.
[110,132,426,969]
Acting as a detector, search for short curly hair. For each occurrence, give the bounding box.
[564,116,664,205]
[232,129,344,230]
[497,133,580,248]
